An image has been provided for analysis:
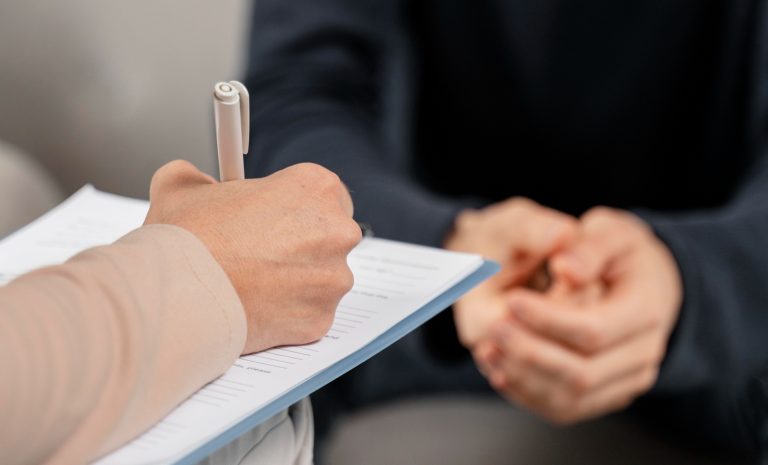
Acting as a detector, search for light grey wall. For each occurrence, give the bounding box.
[0,0,251,199]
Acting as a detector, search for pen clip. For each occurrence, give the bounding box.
[227,81,250,155]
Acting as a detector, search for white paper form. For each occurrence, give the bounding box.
[0,185,148,285]
[0,186,487,465]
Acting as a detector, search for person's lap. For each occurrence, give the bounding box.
[314,328,748,464]
[322,395,744,465]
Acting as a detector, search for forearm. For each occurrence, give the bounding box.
[0,225,246,465]
[245,0,479,247]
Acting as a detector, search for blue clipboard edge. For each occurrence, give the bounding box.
[173,260,499,465]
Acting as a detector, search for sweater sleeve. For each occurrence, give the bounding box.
[0,224,246,465]
[635,15,768,446]
[634,149,768,452]
[244,0,473,247]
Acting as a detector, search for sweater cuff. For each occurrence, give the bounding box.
[29,224,248,464]
[633,210,706,394]
[120,224,248,361]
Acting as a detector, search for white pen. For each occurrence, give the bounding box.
[213,81,250,181]
[212,80,374,237]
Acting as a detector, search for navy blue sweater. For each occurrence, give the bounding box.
[244,0,768,454]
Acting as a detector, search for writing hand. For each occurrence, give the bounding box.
[145,161,362,354]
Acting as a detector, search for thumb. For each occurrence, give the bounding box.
[149,160,216,200]
[548,208,639,286]
[502,210,576,286]
[510,209,576,258]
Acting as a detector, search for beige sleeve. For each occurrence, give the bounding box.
[0,224,247,465]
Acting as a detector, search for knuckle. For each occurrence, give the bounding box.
[321,310,337,334]
[582,206,621,229]
[322,219,361,255]
[296,327,320,345]
[301,163,341,187]
[584,206,616,220]
[506,196,537,214]
[287,163,341,190]
[337,220,363,250]
[512,197,536,208]
[297,307,335,344]
[336,266,355,295]
[321,266,354,299]
[319,306,338,335]
[288,161,322,176]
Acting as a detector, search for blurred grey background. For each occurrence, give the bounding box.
[0,0,251,206]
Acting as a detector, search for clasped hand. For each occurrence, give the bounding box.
[446,199,682,424]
